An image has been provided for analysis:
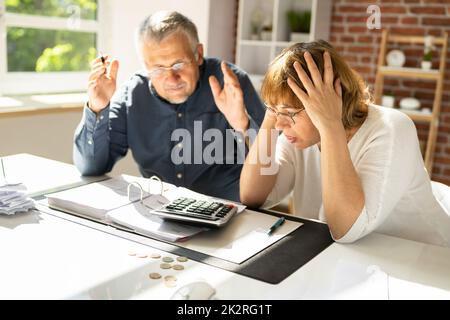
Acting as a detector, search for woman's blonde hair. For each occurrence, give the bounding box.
[261,40,370,129]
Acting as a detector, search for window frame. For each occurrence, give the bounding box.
[0,0,108,95]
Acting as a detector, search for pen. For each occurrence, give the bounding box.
[99,51,105,64]
[1,158,6,181]
[267,217,285,235]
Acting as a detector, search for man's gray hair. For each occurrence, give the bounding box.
[136,11,199,53]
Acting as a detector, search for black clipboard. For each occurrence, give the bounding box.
[162,209,334,284]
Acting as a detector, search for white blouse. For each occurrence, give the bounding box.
[263,104,450,247]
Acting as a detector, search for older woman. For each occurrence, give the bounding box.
[240,40,450,246]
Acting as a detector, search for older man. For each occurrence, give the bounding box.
[73,11,265,201]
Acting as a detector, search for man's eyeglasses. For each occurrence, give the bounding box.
[147,61,192,79]
[265,105,303,125]
[147,53,198,79]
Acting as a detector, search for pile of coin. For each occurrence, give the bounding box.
[128,250,189,288]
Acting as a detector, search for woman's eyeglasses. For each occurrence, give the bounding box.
[265,105,303,125]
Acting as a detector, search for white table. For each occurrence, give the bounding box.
[1,154,449,299]
[1,153,102,197]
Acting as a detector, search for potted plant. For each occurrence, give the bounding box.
[260,22,272,41]
[421,50,432,70]
[421,35,434,70]
[287,10,311,42]
[250,6,263,40]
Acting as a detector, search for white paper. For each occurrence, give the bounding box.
[0,183,35,215]
[45,175,150,219]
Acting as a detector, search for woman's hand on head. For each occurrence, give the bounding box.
[287,51,343,133]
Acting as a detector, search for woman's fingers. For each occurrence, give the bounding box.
[287,77,308,103]
[293,61,314,93]
[323,51,334,87]
[303,51,323,88]
[334,78,342,98]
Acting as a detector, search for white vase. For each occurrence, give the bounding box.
[421,61,432,70]
[381,95,395,108]
[290,32,310,43]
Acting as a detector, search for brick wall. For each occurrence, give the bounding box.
[330,0,450,185]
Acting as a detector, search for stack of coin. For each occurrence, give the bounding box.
[128,251,191,287]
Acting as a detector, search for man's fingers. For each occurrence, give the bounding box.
[90,54,109,68]
[108,60,119,81]
[88,66,107,81]
[208,75,221,100]
[91,60,111,70]
[87,79,97,89]
[323,51,334,86]
[221,61,240,87]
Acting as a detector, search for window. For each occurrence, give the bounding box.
[0,0,107,95]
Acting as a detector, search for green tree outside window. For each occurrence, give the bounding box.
[6,0,98,72]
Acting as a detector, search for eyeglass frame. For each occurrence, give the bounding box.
[146,52,199,79]
[264,104,304,125]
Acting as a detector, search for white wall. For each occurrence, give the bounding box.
[1,0,236,176]
[206,0,237,63]
[0,110,140,176]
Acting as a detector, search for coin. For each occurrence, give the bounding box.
[164,280,177,288]
[160,263,172,269]
[176,256,188,262]
[128,252,136,256]
[164,275,177,282]
[150,253,161,259]
[149,272,161,280]
[137,254,148,258]
[162,256,174,263]
[172,264,184,271]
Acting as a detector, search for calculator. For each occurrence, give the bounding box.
[150,197,238,227]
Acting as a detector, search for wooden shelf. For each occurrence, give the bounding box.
[388,35,447,45]
[374,30,448,175]
[398,109,433,123]
[236,0,332,88]
[239,40,273,46]
[378,66,440,80]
